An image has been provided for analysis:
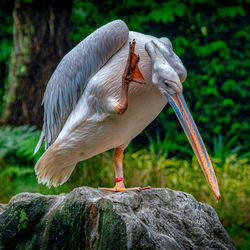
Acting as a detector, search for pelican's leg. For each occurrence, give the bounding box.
[115,39,146,115]
[99,148,151,192]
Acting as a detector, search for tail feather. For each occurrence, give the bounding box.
[34,128,45,154]
[35,143,76,187]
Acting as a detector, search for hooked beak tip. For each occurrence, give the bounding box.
[217,194,221,202]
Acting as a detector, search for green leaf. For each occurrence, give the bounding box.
[217,6,245,18]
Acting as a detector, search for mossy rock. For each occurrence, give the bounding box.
[0,187,235,250]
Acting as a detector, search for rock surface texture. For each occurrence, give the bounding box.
[0,187,234,250]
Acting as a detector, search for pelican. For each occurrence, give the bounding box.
[34,20,220,201]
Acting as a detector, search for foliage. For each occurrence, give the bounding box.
[0,0,249,248]
[0,1,249,152]
[0,126,44,196]
[70,0,250,154]
[0,125,44,162]
[0,2,249,149]
[0,126,249,248]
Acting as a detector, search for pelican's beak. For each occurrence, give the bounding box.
[163,91,220,201]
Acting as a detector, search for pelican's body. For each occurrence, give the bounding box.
[57,31,166,161]
[35,20,220,201]
[36,29,166,185]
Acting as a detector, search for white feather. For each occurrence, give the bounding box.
[35,26,186,187]
[36,20,129,150]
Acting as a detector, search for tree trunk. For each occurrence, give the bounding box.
[0,0,73,126]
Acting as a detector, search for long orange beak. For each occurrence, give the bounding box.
[164,92,220,201]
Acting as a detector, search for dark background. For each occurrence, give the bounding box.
[0,0,249,248]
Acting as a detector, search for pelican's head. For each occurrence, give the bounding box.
[145,39,220,202]
[145,38,186,96]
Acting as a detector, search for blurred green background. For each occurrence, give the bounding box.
[0,0,249,249]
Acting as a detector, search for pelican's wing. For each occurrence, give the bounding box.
[35,20,129,153]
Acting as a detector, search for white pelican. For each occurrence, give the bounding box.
[34,20,220,201]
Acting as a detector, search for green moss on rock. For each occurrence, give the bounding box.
[0,188,235,250]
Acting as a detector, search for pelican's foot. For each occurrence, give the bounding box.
[98,186,152,192]
[99,186,141,192]
[115,39,146,115]
[123,39,146,85]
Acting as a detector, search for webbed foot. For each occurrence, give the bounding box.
[115,39,146,114]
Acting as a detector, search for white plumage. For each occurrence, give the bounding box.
[35,25,167,186]
[34,20,220,202]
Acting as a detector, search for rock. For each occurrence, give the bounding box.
[0,187,235,250]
